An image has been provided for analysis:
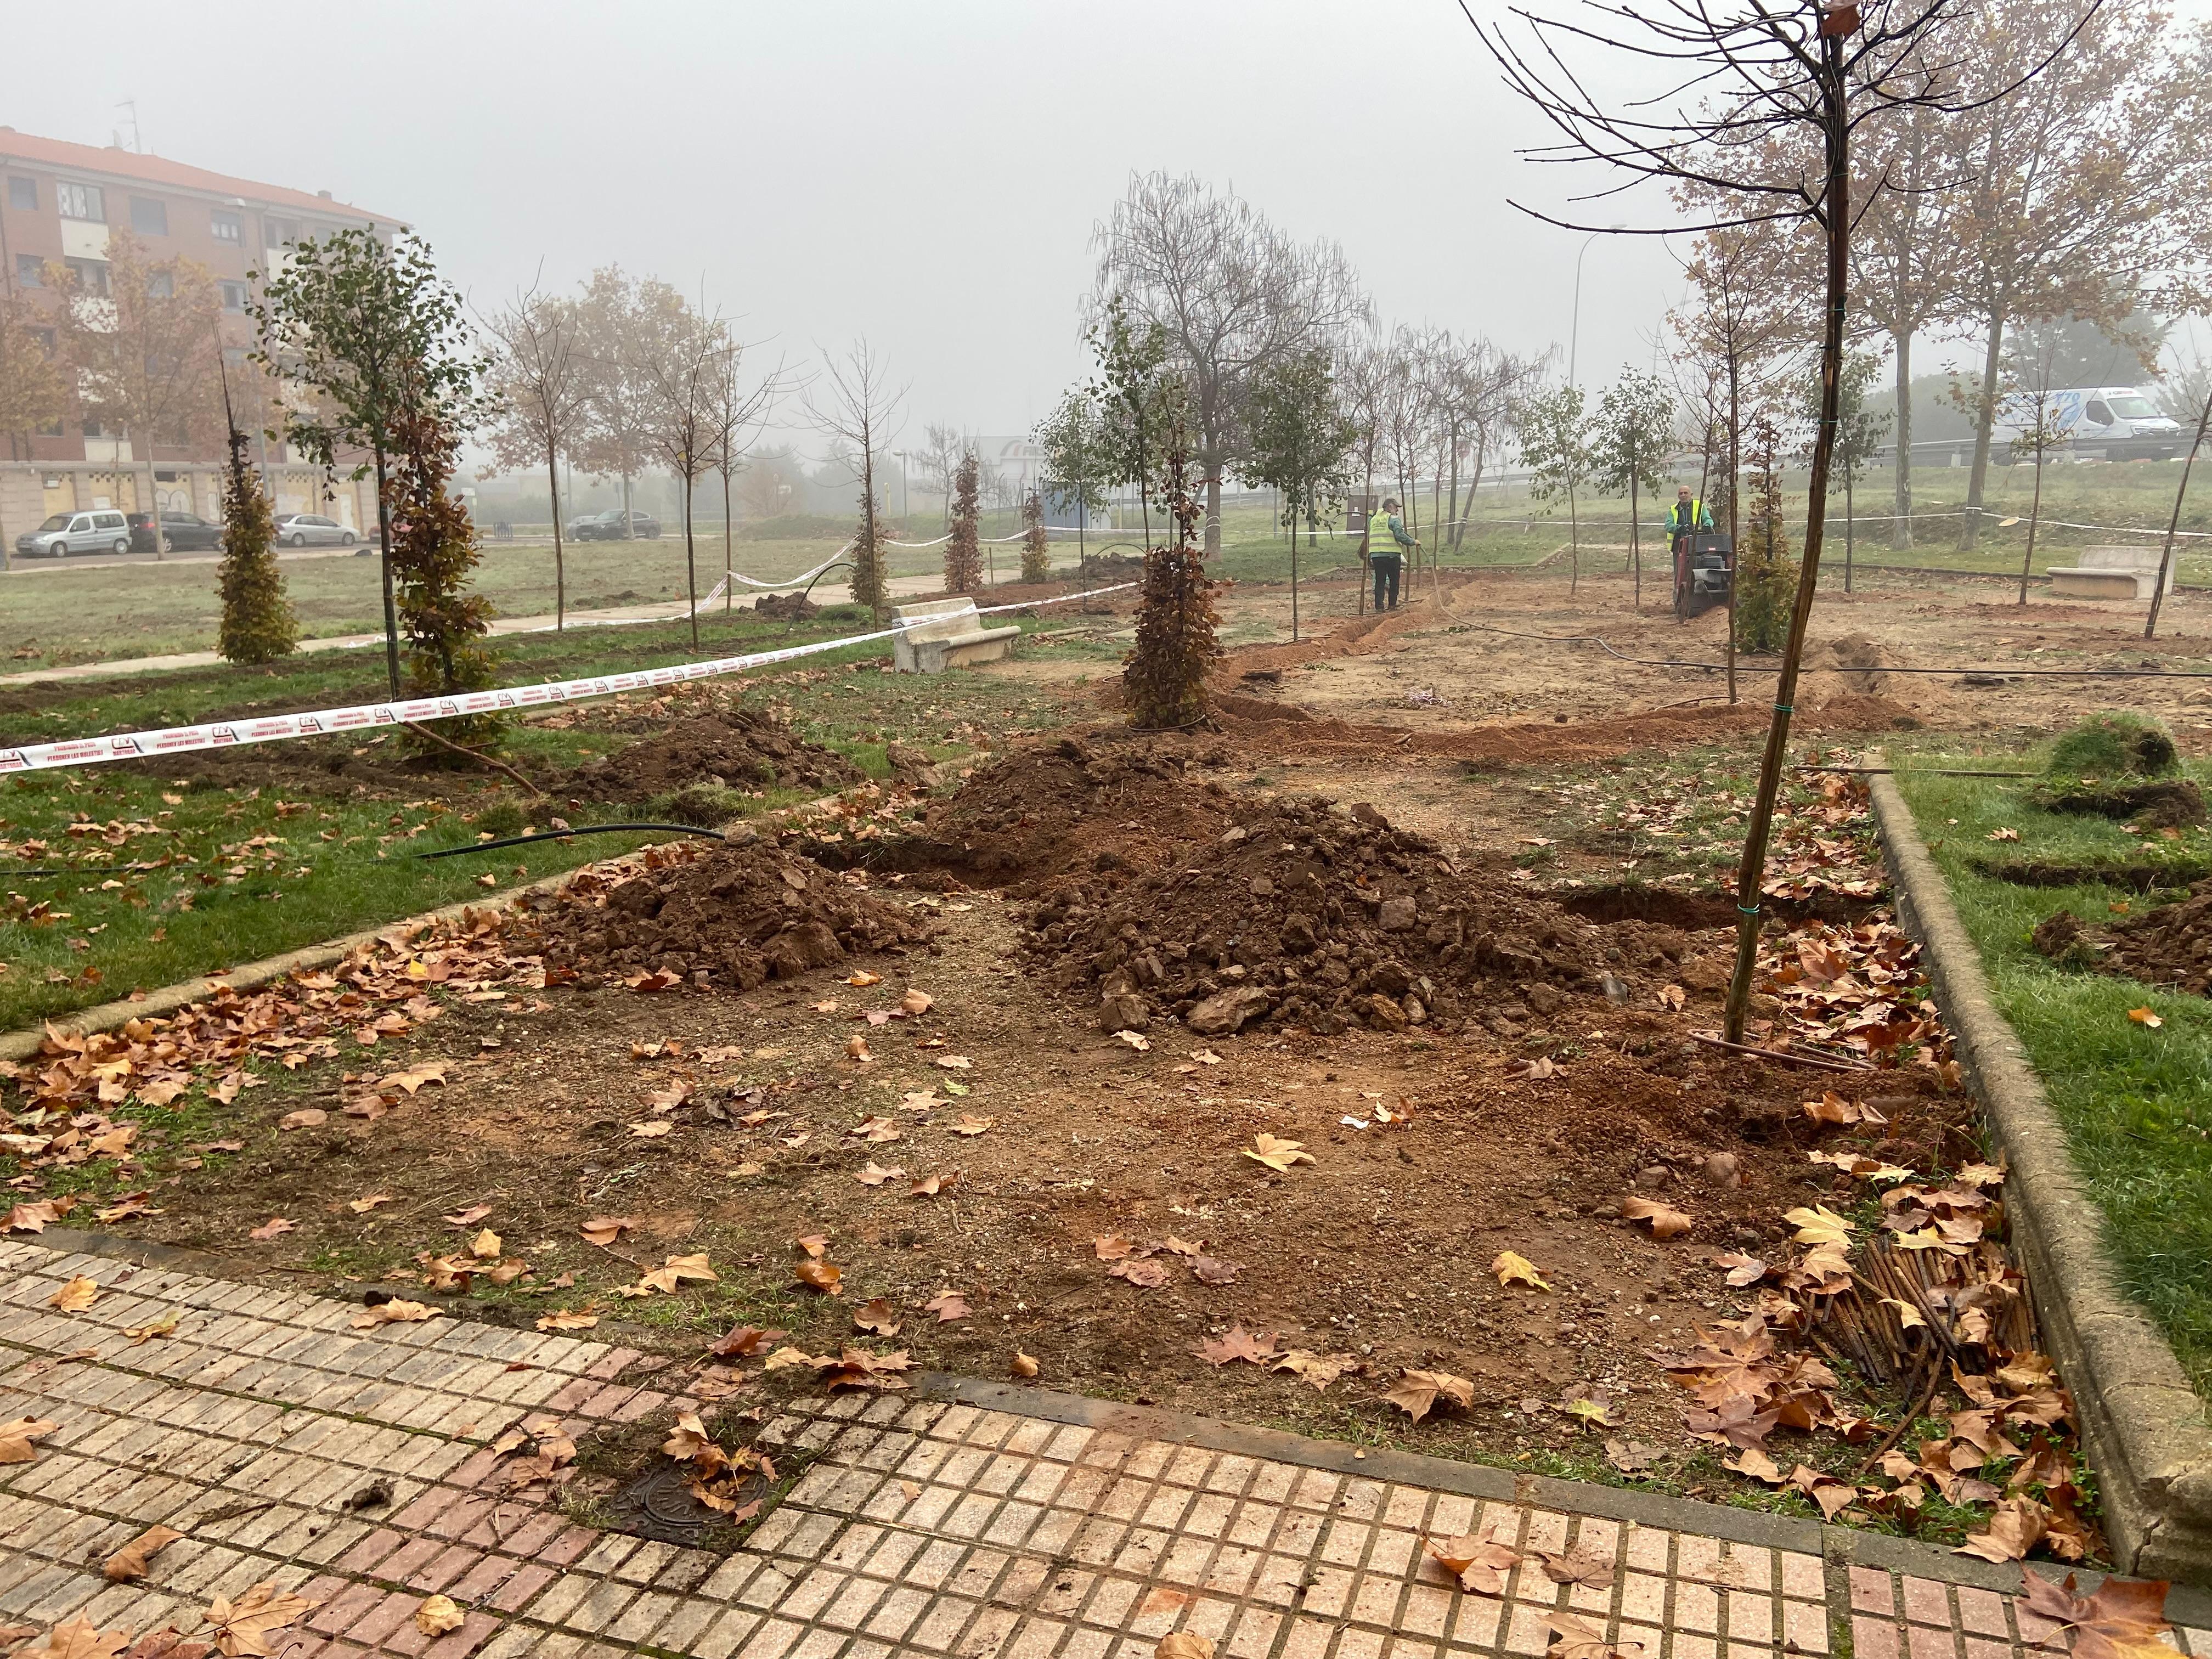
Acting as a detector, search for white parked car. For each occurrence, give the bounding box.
[15,509,131,559]
[271,513,357,548]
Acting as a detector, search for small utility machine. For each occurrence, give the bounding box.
[1672,529,1734,620]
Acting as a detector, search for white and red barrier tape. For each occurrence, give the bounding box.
[2,584,1135,775]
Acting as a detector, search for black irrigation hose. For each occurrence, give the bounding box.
[0,823,720,880]
[414,822,726,860]
[1460,622,2212,679]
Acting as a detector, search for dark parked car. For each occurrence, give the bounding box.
[129,510,225,554]
[572,509,661,541]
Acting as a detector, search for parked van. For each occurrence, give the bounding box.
[14,509,131,558]
[1996,386,2185,461]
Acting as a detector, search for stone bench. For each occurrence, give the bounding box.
[2047,544,2176,600]
[890,596,1022,674]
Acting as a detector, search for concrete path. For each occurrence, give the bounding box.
[4,1233,2201,1658]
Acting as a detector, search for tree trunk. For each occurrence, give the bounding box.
[1723,33,1849,1046]
[620,467,633,540]
[721,465,733,614]
[1891,329,1914,549]
[1202,465,1222,555]
[1567,478,1579,595]
[545,445,565,631]
[1630,469,1641,608]
[2018,447,2044,605]
[683,468,699,652]
[1290,492,1301,643]
[1844,468,1854,594]
[1726,356,1740,706]
[374,445,399,698]
[2145,383,2212,639]
[1957,301,2006,551]
[143,452,163,561]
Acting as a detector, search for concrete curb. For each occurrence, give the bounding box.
[1866,760,2212,1582]
[0,857,606,1065]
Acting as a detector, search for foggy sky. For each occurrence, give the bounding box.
[1,1,1902,458]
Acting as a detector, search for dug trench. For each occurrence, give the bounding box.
[4,743,2089,1562]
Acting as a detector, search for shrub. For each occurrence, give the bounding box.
[1020,490,1052,583]
[1122,434,1218,729]
[944,454,982,595]
[216,425,298,665]
[386,400,497,712]
[1732,419,1796,654]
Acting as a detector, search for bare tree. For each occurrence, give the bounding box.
[1474,0,2041,1044]
[0,287,66,571]
[704,340,788,614]
[480,276,588,628]
[1092,172,1370,552]
[636,296,733,650]
[1672,225,1805,560]
[53,232,223,558]
[916,422,963,527]
[808,338,907,617]
[1850,94,1963,548]
[1944,0,2212,551]
[573,267,689,540]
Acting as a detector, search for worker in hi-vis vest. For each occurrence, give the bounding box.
[1666,483,1714,601]
[1365,497,1414,610]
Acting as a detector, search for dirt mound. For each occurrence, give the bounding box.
[2073,878,2212,994]
[750,591,819,621]
[522,836,926,989]
[1803,631,1897,694]
[565,709,860,803]
[856,736,1235,889]
[1019,794,1706,1039]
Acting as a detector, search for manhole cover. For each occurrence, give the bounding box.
[605,1457,771,1547]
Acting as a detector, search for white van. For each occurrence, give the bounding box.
[1997,386,2185,461]
[14,509,131,559]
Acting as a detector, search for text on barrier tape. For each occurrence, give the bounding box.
[1,583,1135,775]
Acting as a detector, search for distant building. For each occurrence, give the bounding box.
[0,128,401,536]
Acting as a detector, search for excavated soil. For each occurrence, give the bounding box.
[847,736,1239,890]
[2058,878,2212,994]
[521,836,928,989]
[1019,793,1705,1039]
[562,709,861,803]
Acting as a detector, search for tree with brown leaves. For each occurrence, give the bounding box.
[1122,427,1218,729]
[945,452,982,594]
[1019,490,1051,583]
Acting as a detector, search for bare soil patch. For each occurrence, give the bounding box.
[559,708,861,803]
[522,836,928,990]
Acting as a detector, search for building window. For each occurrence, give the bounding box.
[129,196,168,236]
[63,257,109,296]
[211,208,242,244]
[146,270,174,300]
[31,327,55,356]
[264,215,298,248]
[219,280,246,313]
[14,254,42,287]
[82,419,107,439]
[7,177,35,212]
[56,181,104,222]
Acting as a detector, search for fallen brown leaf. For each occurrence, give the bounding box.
[1195,1325,1279,1366]
[0,1416,59,1463]
[414,1595,464,1637]
[1011,1352,1040,1378]
[247,1217,295,1242]
[1425,1531,1521,1595]
[103,1524,184,1583]
[1386,1368,1473,1424]
[48,1275,98,1312]
[854,1297,902,1336]
[579,1214,636,1246]
[925,1289,970,1322]
[1492,1250,1551,1291]
[352,1299,437,1329]
[1620,1197,1693,1239]
[198,1581,318,1657]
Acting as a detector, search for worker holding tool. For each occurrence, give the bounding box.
[1666,484,1713,608]
[1366,497,1415,611]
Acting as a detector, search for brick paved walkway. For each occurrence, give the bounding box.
[2,1235,2206,1658]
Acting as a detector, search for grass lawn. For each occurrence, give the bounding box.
[1891,746,2212,1393]
[1,608,1093,1032]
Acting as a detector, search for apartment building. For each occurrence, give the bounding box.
[0,127,400,535]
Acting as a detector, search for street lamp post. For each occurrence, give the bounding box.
[1568,224,1628,390]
